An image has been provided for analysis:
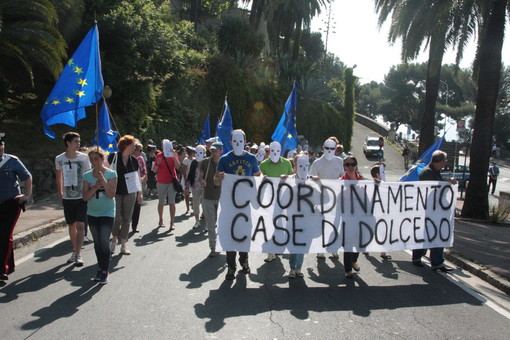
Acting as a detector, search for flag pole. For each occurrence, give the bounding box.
[96,102,100,152]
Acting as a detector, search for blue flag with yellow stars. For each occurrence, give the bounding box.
[40,25,104,138]
[217,98,233,155]
[399,138,444,182]
[272,81,298,154]
[197,114,211,145]
[93,100,118,156]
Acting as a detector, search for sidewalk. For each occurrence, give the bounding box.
[12,193,510,295]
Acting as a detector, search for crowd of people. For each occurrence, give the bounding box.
[0,130,465,285]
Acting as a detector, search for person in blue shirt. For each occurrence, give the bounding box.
[0,135,32,282]
[214,129,261,280]
[83,147,118,284]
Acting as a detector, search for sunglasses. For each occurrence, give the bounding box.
[344,163,356,167]
[324,147,335,150]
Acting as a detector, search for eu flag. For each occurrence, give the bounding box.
[399,138,444,182]
[217,98,233,155]
[271,81,298,154]
[40,25,104,138]
[198,114,211,144]
[93,100,119,156]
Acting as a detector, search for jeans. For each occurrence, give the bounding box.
[344,252,360,273]
[227,251,248,270]
[289,254,304,271]
[88,216,114,272]
[202,199,219,251]
[412,248,444,268]
[113,193,136,240]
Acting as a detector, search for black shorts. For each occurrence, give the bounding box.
[62,199,87,225]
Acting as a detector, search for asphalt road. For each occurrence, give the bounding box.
[2,123,510,339]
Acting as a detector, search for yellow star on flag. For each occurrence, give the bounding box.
[105,151,110,155]
[68,59,74,66]
[51,100,60,105]
[287,133,293,139]
[65,97,75,103]
[77,78,88,86]
[75,90,86,97]
[73,66,83,75]
[108,144,113,148]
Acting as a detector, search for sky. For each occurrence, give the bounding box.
[311,0,509,84]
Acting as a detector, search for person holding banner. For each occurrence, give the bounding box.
[412,150,456,272]
[370,164,392,260]
[214,130,261,280]
[310,138,344,259]
[259,141,294,263]
[107,135,141,255]
[340,156,363,278]
[153,139,181,231]
[55,132,90,266]
[83,147,117,284]
[284,152,314,278]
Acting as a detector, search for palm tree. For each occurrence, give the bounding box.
[0,0,66,89]
[462,0,508,219]
[375,0,476,156]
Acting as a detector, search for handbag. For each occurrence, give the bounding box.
[162,156,184,193]
[110,152,118,171]
[175,191,184,204]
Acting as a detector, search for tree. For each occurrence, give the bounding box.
[374,0,479,156]
[462,0,508,219]
[0,0,67,90]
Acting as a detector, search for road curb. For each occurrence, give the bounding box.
[445,250,510,295]
[13,218,67,250]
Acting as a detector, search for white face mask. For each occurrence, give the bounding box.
[231,131,245,156]
[296,155,309,179]
[195,146,205,162]
[269,141,281,163]
[323,140,336,161]
[256,148,265,162]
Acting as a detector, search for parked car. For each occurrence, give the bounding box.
[441,165,470,189]
[363,136,381,158]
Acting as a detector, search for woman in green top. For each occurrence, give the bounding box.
[83,147,118,284]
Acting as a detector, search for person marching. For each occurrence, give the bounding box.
[214,130,261,280]
[55,132,91,266]
[0,134,32,282]
[200,141,223,258]
[259,141,294,262]
[83,147,118,284]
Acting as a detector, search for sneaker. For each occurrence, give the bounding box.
[67,252,77,263]
[241,262,251,274]
[75,255,84,267]
[208,251,220,258]
[225,268,236,280]
[92,269,102,281]
[83,236,93,244]
[120,247,131,255]
[316,253,326,259]
[109,240,116,254]
[99,271,109,285]
[192,222,200,230]
[264,254,276,262]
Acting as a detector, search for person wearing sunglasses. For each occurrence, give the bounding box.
[340,156,363,278]
[310,138,345,259]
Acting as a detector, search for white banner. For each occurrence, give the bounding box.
[216,174,457,253]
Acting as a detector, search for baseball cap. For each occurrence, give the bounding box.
[210,142,223,150]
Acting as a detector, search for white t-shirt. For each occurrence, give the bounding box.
[309,156,344,179]
[55,152,91,199]
[182,157,193,179]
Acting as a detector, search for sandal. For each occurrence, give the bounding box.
[158,223,166,228]
[170,225,176,231]
[353,264,361,272]
[380,254,392,260]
